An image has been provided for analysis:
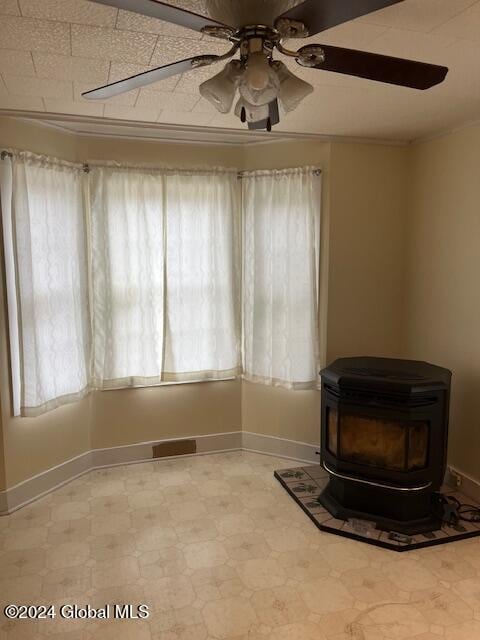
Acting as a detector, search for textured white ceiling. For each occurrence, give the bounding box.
[1,0,480,141]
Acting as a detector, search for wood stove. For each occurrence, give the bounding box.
[320,357,451,535]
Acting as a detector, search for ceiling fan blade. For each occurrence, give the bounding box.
[276,0,404,37]
[299,45,448,90]
[82,55,221,100]
[89,0,232,33]
[248,100,280,131]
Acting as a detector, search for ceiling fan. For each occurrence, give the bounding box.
[83,0,449,131]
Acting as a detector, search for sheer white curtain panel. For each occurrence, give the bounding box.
[0,152,90,416]
[89,166,240,388]
[163,172,241,380]
[89,167,167,387]
[242,167,321,389]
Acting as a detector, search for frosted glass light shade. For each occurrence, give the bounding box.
[272,61,314,112]
[239,53,280,107]
[199,61,243,113]
[234,98,269,123]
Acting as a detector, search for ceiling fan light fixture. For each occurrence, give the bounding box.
[239,53,280,107]
[234,98,269,124]
[199,60,243,113]
[273,61,314,113]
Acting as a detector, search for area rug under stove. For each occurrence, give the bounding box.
[274,465,480,551]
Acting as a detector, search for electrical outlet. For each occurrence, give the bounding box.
[448,467,462,488]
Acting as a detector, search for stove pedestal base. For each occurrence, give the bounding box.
[319,476,443,536]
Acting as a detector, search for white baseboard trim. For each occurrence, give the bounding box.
[445,465,480,503]
[0,430,317,515]
[242,431,318,465]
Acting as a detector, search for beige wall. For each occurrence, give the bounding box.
[327,142,409,361]
[0,116,410,488]
[0,117,78,161]
[92,382,241,450]
[406,123,480,483]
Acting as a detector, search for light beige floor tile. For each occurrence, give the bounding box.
[138,547,186,580]
[203,495,245,516]
[223,532,270,562]
[144,574,196,611]
[202,596,258,638]
[269,621,328,639]
[183,540,228,570]
[88,533,137,562]
[0,573,43,605]
[366,602,431,638]
[411,585,474,627]
[215,513,256,536]
[42,565,91,599]
[47,519,92,545]
[340,565,406,604]
[237,558,287,590]
[45,541,90,570]
[300,577,355,614]
[90,583,146,610]
[134,525,178,552]
[129,506,171,530]
[92,557,140,590]
[7,503,52,529]
[3,526,47,550]
[0,548,46,578]
[250,585,310,627]
[91,512,132,537]
[90,495,130,515]
[191,565,244,603]
[127,489,166,510]
[50,501,91,522]
[168,500,208,523]
[382,557,440,592]
[264,527,309,553]
[173,518,219,544]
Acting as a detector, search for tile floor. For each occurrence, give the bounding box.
[0,451,479,640]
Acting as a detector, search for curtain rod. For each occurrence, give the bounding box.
[2,153,321,178]
[80,163,235,175]
[237,168,321,178]
[81,165,321,177]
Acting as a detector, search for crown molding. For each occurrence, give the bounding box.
[412,115,480,147]
[0,109,408,148]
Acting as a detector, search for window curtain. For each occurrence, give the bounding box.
[89,167,166,387]
[0,151,321,417]
[163,172,241,380]
[241,167,321,389]
[0,152,90,416]
[89,166,240,389]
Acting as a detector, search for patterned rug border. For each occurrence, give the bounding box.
[274,465,480,552]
